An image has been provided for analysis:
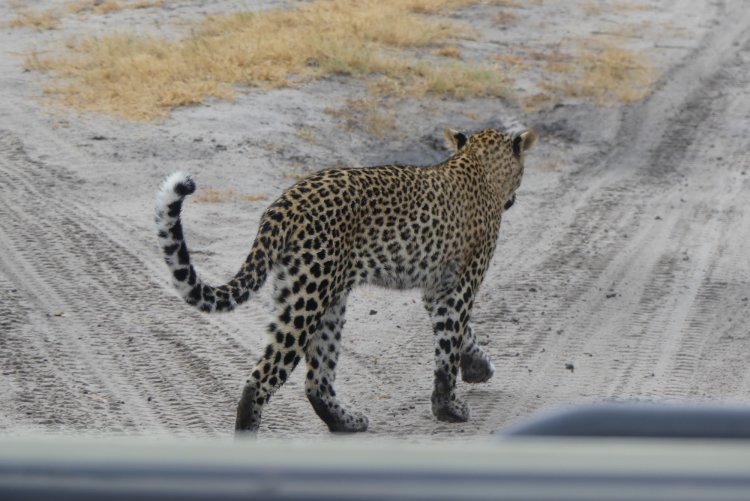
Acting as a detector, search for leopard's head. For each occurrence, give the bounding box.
[444,127,537,209]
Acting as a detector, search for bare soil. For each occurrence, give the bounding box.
[1,0,750,439]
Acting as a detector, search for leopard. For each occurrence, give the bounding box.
[154,126,537,433]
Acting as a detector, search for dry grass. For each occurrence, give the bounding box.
[583,2,604,16]
[8,1,166,30]
[523,92,559,111]
[27,0,511,120]
[406,0,507,14]
[194,187,267,204]
[492,0,522,6]
[493,53,528,70]
[21,0,661,119]
[547,42,655,105]
[435,46,462,59]
[415,63,509,98]
[493,10,519,25]
[324,98,398,138]
[295,127,317,143]
[584,1,652,16]
[359,101,398,138]
[518,36,656,110]
[591,24,641,40]
[8,11,61,30]
[71,1,167,14]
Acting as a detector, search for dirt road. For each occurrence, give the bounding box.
[1,0,749,438]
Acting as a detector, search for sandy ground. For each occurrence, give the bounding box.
[1,0,750,439]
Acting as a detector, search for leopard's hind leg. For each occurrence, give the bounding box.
[234,323,305,433]
[235,270,323,433]
[304,296,368,433]
[460,324,495,384]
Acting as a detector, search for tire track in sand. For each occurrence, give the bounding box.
[0,130,263,434]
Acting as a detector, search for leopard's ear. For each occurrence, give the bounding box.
[444,128,468,152]
[513,129,537,158]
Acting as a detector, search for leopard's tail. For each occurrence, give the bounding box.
[155,172,269,313]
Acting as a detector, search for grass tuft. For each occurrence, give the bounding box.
[543,41,655,106]
[324,98,399,138]
[67,1,166,14]
[8,11,60,30]
[435,46,462,59]
[194,187,267,204]
[8,1,166,30]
